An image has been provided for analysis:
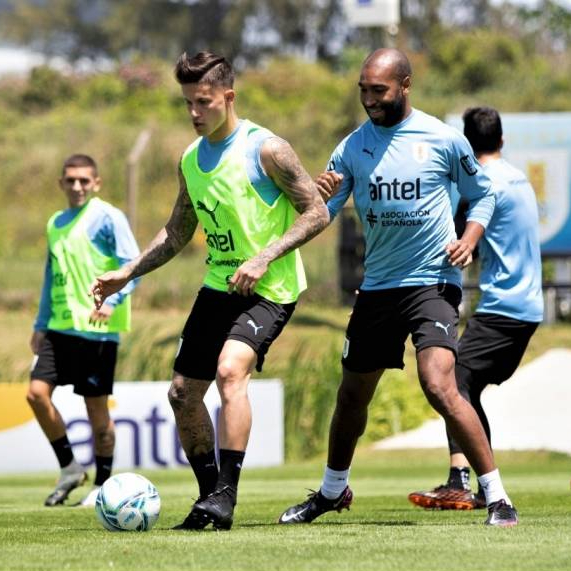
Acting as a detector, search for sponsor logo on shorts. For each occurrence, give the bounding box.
[175,337,184,359]
[434,321,451,335]
[342,337,350,359]
[247,320,263,335]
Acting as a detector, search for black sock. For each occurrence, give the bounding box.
[188,450,219,499]
[448,466,471,490]
[217,449,245,496]
[94,455,113,486]
[50,435,74,469]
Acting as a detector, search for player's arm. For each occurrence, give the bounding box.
[315,171,344,203]
[30,249,52,353]
[446,133,494,268]
[228,137,330,295]
[91,163,198,308]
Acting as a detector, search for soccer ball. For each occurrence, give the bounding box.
[95,473,160,532]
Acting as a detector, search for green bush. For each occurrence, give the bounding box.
[21,66,76,110]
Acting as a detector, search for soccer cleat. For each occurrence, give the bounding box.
[278,486,353,524]
[44,470,88,507]
[472,489,487,509]
[173,487,236,531]
[485,499,518,527]
[74,486,101,507]
[408,484,477,510]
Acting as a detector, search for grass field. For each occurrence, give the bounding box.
[1,449,570,571]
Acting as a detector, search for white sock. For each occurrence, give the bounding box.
[477,469,511,506]
[321,467,350,500]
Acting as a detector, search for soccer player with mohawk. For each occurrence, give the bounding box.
[91,51,329,530]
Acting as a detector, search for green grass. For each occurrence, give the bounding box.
[1,450,570,571]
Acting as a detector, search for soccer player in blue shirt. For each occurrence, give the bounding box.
[279,49,518,526]
[408,107,543,514]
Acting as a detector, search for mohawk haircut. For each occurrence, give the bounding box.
[61,154,98,176]
[174,51,234,88]
[463,107,503,154]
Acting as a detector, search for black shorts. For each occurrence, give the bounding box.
[31,330,117,397]
[457,312,539,383]
[341,284,462,373]
[174,287,296,380]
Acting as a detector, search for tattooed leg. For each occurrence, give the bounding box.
[168,373,214,456]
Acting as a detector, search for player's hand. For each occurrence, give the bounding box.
[315,171,343,203]
[88,304,114,327]
[90,269,131,309]
[30,330,46,354]
[228,258,269,296]
[445,239,473,268]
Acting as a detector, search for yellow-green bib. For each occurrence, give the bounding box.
[181,120,306,304]
[47,197,131,333]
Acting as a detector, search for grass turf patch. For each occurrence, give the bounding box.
[1,449,570,571]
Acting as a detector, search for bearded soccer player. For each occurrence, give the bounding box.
[278,49,518,527]
[28,154,139,507]
[408,106,543,511]
[91,51,329,530]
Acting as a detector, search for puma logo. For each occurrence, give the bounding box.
[434,321,451,335]
[197,199,220,227]
[247,319,263,335]
[362,147,376,159]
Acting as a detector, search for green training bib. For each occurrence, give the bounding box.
[47,197,131,333]
[181,120,306,304]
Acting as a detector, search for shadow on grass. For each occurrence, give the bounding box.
[237,520,419,528]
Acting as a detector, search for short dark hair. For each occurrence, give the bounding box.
[174,51,234,88]
[62,154,98,176]
[462,107,502,154]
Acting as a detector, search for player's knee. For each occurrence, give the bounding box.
[421,378,457,414]
[167,380,187,411]
[336,382,371,411]
[216,360,247,401]
[26,387,49,410]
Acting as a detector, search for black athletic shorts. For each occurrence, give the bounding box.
[174,287,296,380]
[457,312,539,383]
[31,330,117,397]
[341,284,462,373]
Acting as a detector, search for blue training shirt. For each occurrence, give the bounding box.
[476,158,544,322]
[34,198,140,342]
[327,109,495,290]
[198,120,281,206]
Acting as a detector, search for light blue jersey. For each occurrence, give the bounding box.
[327,109,495,290]
[476,158,543,322]
[198,120,281,206]
[35,198,140,342]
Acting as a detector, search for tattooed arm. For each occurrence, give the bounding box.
[228,137,330,295]
[91,163,199,308]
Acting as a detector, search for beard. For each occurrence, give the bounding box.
[367,94,406,127]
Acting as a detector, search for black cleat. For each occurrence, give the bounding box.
[485,499,518,527]
[278,486,353,524]
[44,470,88,507]
[172,497,208,530]
[473,489,487,509]
[174,486,236,531]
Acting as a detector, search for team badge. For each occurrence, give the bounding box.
[460,155,478,176]
[412,142,429,164]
